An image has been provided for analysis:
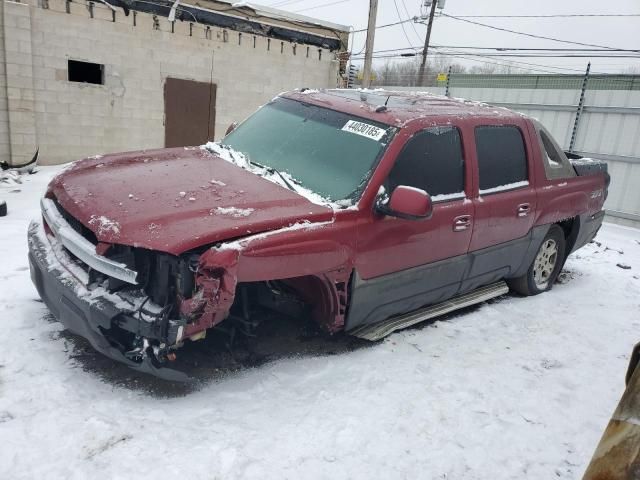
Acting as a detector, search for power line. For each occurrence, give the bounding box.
[440,13,640,52]
[429,45,640,52]
[400,0,424,44]
[351,45,640,57]
[391,0,416,48]
[293,0,350,13]
[352,49,615,75]
[352,18,414,33]
[450,13,640,18]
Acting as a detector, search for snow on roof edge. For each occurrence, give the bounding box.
[212,1,350,33]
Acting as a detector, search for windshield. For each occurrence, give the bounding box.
[221,97,395,201]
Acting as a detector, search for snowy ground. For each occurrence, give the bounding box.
[1,167,639,480]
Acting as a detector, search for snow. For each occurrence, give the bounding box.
[569,157,601,166]
[431,191,465,202]
[297,88,320,95]
[201,141,333,207]
[0,170,24,186]
[479,180,530,195]
[2,167,640,479]
[214,219,334,252]
[214,206,254,218]
[88,215,121,236]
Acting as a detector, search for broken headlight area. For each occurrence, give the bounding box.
[92,248,214,364]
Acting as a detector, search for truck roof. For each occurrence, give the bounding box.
[283,89,523,128]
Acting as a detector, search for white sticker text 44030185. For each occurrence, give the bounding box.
[341,120,386,141]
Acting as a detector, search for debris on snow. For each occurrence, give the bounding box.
[617,263,632,270]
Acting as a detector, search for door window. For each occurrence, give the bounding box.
[475,126,528,194]
[387,126,465,201]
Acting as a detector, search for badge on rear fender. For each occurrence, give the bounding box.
[342,120,386,141]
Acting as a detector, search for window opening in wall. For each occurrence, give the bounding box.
[68,60,104,85]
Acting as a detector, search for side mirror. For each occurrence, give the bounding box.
[376,185,433,220]
[225,122,238,136]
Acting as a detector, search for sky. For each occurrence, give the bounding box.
[258,0,640,75]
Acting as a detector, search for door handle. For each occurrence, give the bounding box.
[517,203,531,217]
[453,215,472,231]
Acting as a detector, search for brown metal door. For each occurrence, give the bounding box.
[164,77,216,147]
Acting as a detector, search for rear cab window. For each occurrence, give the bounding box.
[475,125,529,195]
[387,126,466,202]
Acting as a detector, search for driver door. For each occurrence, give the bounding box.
[347,125,474,330]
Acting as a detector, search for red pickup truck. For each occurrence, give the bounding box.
[28,89,609,379]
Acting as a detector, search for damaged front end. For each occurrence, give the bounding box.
[28,198,240,381]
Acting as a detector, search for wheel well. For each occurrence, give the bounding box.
[240,274,349,333]
[557,217,580,257]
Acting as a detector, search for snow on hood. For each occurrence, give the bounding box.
[48,147,335,255]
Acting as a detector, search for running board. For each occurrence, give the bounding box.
[348,281,510,341]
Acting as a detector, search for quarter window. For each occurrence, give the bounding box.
[475,126,528,193]
[536,126,576,180]
[387,126,465,200]
[540,129,564,167]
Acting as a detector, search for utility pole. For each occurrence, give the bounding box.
[417,0,438,87]
[361,0,378,89]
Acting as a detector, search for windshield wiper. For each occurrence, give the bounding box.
[249,161,299,193]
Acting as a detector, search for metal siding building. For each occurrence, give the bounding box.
[384,75,640,227]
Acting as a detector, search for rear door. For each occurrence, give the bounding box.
[347,124,474,330]
[465,121,537,290]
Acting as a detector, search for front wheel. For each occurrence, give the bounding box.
[508,225,566,296]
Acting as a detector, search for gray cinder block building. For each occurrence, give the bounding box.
[0,0,349,165]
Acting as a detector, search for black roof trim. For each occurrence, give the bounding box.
[110,0,343,51]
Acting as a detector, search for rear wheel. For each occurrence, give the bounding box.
[508,225,566,296]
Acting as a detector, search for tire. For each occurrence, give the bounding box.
[508,225,566,296]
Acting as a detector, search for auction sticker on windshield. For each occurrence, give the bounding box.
[342,120,386,141]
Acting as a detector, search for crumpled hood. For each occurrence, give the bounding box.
[48,147,333,255]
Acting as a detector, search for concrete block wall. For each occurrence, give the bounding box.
[1,0,342,165]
